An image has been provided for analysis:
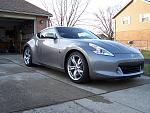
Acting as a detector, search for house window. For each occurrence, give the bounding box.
[144,0,150,4]
[140,13,150,22]
[121,16,131,25]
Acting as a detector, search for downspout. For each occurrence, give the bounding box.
[114,19,117,41]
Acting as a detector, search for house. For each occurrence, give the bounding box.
[0,0,52,53]
[113,0,150,50]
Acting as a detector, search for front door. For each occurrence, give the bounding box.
[37,28,59,67]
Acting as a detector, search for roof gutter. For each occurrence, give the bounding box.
[112,0,133,19]
[0,9,53,17]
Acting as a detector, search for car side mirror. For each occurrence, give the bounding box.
[37,32,41,38]
[45,33,56,39]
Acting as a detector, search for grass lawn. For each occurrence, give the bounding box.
[141,50,150,76]
[141,50,150,58]
[144,64,150,76]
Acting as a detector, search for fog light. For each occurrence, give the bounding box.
[116,67,123,75]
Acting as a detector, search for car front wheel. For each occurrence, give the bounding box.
[66,52,90,83]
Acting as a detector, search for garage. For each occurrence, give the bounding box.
[0,0,52,54]
[0,17,34,53]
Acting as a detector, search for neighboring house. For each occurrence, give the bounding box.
[113,0,150,50]
[0,0,52,53]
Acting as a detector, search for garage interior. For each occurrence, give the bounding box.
[0,17,34,53]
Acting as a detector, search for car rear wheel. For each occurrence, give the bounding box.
[66,52,90,83]
[23,47,33,66]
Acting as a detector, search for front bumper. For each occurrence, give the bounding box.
[88,53,144,79]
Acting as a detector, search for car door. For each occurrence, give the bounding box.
[37,28,59,67]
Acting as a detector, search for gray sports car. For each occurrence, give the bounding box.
[23,27,144,83]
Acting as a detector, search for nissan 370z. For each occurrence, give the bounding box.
[23,27,144,83]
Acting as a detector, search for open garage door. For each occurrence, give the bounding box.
[0,17,34,53]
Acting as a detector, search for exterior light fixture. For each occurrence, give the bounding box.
[40,20,44,24]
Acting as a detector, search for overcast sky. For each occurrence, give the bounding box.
[26,0,130,32]
[26,0,129,12]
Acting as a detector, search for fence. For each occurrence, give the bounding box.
[116,40,149,50]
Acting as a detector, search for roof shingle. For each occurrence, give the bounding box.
[0,0,52,17]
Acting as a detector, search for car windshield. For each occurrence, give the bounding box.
[56,27,99,39]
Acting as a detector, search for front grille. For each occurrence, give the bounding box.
[118,61,144,74]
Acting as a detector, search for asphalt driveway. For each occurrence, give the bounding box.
[0,55,150,113]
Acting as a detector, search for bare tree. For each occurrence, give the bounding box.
[40,0,53,26]
[93,7,120,40]
[40,0,90,27]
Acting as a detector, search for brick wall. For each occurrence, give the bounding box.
[116,29,150,50]
[36,16,48,32]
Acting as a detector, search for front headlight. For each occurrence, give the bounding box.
[89,43,114,56]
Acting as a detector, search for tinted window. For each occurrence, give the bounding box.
[40,29,54,38]
[56,27,99,39]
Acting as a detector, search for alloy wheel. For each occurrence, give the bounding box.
[67,55,84,81]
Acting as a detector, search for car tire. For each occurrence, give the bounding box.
[23,47,33,67]
[66,52,90,83]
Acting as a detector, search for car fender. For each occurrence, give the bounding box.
[23,38,39,64]
[62,45,93,78]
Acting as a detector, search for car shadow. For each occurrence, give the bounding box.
[32,65,150,93]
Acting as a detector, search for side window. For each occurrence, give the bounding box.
[144,0,150,4]
[40,28,55,39]
[139,13,150,23]
[121,16,131,25]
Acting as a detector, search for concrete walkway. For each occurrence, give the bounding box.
[0,55,150,113]
[23,83,150,113]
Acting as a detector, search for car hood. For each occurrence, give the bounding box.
[73,39,140,54]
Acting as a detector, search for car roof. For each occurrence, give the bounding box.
[40,26,82,32]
